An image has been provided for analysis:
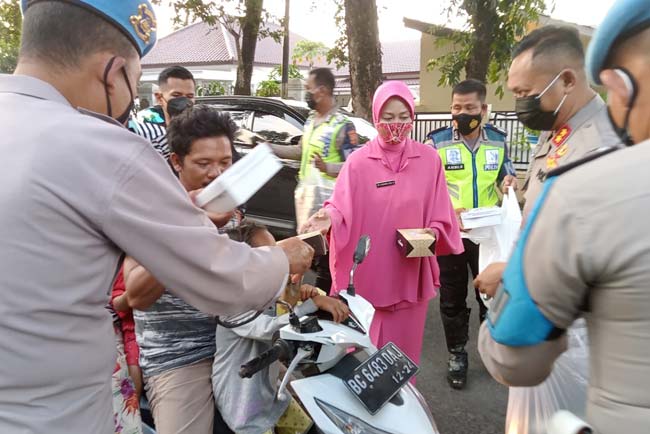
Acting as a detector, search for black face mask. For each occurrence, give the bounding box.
[166,96,194,118]
[453,113,482,136]
[515,72,567,131]
[305,91,317,110]
[607,68,638,147]
[103,57,134,126]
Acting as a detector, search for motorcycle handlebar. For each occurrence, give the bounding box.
[239,339,292,378]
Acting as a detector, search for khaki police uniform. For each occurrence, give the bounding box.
[479,142,650,433]
[0,75,289,434]
[523,95,620,218]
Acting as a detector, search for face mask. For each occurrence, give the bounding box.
[515,72,568,131]
[453,113,482,136]
[607,68,638,147]
[166,96,194,118]
[305,91,317,110]
[103,57,134,126]
[377,121,413,145]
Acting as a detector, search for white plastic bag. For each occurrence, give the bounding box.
[294,166,335,230]
[505,321,590,434]
[475,186,522,273]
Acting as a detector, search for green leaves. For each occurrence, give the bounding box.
[425,0,549,100]
[292,40,328,68]
[0,0,21,73]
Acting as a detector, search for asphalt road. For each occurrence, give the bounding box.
[418,294,508,434]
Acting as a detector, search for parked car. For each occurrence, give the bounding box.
[196,96,377,238]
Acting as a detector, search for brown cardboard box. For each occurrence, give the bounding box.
[297,231,329,256]
[396,229,436,258]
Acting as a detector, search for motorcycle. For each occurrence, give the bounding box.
[239,236,439,434]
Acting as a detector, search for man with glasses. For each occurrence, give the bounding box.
[426,79,516,389]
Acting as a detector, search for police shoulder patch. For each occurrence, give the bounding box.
[484,123,507,142]
[428,126,453,144]
[546,147,618,179]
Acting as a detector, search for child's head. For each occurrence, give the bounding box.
[226,220,275,247]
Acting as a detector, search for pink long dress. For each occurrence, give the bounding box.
[325,81,463,370]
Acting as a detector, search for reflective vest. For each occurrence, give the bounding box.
[429,124,508,209]
[299,111,349,181]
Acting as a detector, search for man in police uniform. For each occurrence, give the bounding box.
[476,1,650,432]
[0,2,313,433]
[426,79,517,389]
[271,67,357,292]
[508,25,621,218]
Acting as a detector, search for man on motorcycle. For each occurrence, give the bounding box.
[476,1,650,432]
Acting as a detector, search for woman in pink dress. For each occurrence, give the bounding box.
[302,80,463,369]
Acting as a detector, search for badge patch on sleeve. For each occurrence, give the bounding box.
[484,149,500,171]
[445,148,464,170]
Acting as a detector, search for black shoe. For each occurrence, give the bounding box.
[447,349,468,390]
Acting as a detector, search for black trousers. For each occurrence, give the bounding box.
[437,239,487,353]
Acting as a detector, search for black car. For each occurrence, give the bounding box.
[196,96,377,238]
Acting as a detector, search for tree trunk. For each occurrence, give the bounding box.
[464,0,498,82]
[234,0,264,95]
[344,0,383,121]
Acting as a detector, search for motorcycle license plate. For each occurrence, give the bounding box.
[342,342,419,415]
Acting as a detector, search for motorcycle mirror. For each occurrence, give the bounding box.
[353,235,371,265]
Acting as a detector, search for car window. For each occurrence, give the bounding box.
[349,117,378,144]
[252,112,303,143]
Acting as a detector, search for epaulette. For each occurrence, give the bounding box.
[547,147,619,178]
[483,123,507,141]
[427,125,453,144]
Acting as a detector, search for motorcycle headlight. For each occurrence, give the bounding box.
[405,382,439,433]
[315,398,391,434]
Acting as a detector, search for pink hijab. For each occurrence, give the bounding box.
[372,81,416,170]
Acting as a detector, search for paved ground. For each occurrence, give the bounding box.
[418,295,508,434]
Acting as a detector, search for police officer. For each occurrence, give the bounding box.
[426,79,516,389]
[509,25,621,218]
[271,67,358,292]
[476,1,650,432]
[0,2,313,433]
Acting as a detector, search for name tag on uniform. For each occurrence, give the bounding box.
[376,180,396,188]
[445,148,464,171]
[484,149,500,171]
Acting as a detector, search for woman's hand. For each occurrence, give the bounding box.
[312,295,350,323]
[300,208,331,235]
[206,210,235,228]
[473,262,507,298]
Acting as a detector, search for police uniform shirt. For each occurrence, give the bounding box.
[479,143,650,433]
[523,95,620,218]
[0,75,289,434]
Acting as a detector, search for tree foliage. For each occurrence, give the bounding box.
[256,65,303,97]
[154,0,284,95]
[0,0,21,74]
[427,0,549,98]
[291,40,328,68]
[196,81,227,96]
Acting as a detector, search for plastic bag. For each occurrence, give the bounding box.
[505,320,590,434]
[294,166,335,230]
[473,186,523,273]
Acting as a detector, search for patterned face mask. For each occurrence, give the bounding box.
[376,121,413,145]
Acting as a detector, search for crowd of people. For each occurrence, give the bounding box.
[1,0,650,433]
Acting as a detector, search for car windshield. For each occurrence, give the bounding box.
[252,111,303,143]
[349,117,378,143]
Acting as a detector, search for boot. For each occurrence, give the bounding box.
[447,345,468,390]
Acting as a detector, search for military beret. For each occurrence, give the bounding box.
[21,0,157,57]
[586,0,650,85]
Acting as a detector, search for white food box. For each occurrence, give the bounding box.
[460,206,502,230]
[194,143,282,213]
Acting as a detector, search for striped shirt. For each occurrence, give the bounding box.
[128,118,170,160]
